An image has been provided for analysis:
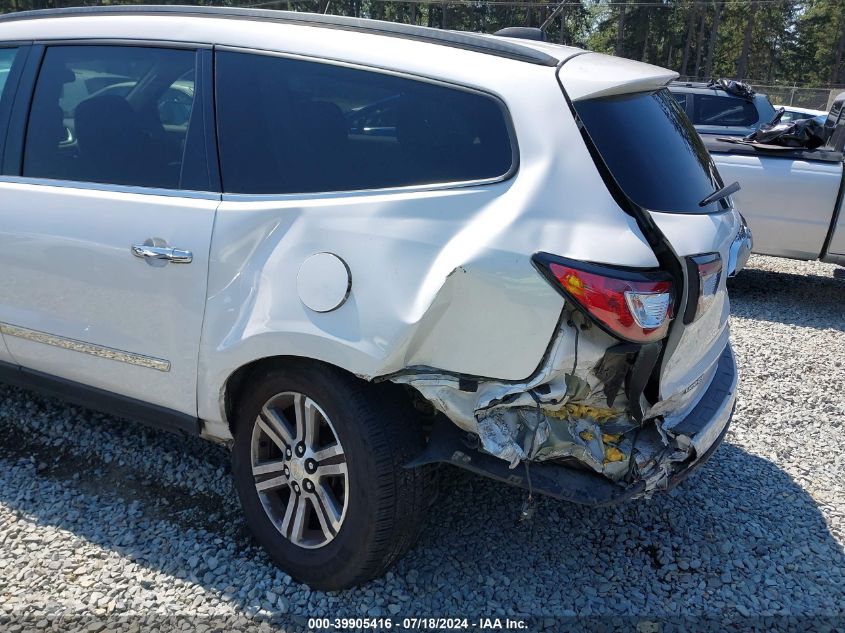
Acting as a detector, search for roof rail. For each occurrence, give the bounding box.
[0,5,559,67]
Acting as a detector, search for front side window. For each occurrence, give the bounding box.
[0,47,18,99]
[691,94,758,127]
[215,51,514,195]
[23,46,196,189]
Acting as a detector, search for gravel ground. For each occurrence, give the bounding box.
[0,254,843,631]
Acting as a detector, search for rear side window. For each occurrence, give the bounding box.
[23,46,196,189]
[215,51,514,195]
[575,88,723,214]
[0,48,18,98]
[691,94,758,127]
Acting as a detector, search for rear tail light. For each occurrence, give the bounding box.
[683,253,722,324]
[534,254,674,343]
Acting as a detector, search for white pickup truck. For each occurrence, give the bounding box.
[703,92,845,265]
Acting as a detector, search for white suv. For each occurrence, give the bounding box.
[0,6,749,590]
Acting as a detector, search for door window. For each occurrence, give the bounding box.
[0,47,18,98]
[215,51,515,195]
[23,46,197,189]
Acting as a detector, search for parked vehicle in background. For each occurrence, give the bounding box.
[705,92,845,264]
[669,80,777,136]
[775,105,827,125]
[0,6,748,590]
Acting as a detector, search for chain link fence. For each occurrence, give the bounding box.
[675,77,844,111]
[749,85,844,111]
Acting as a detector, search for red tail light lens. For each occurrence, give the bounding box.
[540,258,674,343]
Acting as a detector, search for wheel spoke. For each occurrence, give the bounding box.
[255,474,288,492]
[279,491,298,536]
[309,483,343,539]
[316,461,348,478]
[312,443,343,463]
[258,407,295,450]
[252,460,286,477]
[287,494,309,543]
[294,394,320,448]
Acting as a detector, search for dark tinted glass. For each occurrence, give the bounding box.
[24,46,196,189]
[215,51,514,194]
[0,48,17,99]
[692,94,758,126]
[575,88,723,214]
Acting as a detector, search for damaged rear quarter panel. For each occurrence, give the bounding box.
[393,320,646,481]
[196,62,660,437]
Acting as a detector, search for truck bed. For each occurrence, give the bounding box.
[702,134,845,264]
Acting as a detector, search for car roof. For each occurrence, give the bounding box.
[0,5,569,67]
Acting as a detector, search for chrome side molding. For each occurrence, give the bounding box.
[0,323,171,372]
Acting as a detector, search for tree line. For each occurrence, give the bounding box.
[2,0,843,86]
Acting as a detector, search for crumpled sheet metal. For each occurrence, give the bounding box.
[476,404,638,479]
[393,321,608,428]
[631,424,698,494]
[394,321,717,493]
[394,324,645,479]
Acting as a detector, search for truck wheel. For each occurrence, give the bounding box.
[230,361,431,590]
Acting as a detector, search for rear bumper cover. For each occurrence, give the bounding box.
[409,343,737,506]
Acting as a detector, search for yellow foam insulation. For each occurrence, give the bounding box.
[604,446,626,464]
[545,403,619,423]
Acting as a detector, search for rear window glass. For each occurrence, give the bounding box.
[215,51,515,195]
[691,94,758,127]
[574,88,724,214]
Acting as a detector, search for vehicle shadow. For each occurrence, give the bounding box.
[728,265,845,332]
[393,444,845,618]
[0,394,843,622]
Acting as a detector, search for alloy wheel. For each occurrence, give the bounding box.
[251,392,349,549]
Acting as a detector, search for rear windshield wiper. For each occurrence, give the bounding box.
[699,181,741,207]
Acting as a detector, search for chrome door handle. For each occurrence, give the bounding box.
[131,244,193,264]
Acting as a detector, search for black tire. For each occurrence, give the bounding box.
[230,360,431,590]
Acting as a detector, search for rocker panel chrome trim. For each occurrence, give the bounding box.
[0,322,171,372]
